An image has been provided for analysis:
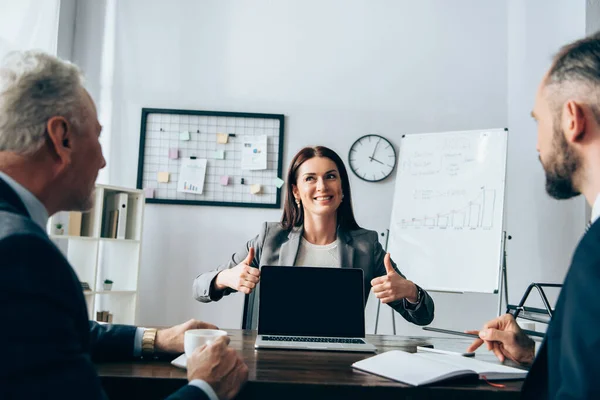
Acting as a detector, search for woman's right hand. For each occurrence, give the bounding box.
[214,248,260,294]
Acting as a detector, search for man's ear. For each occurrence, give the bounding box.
[563,100,586,143]
[46,116,73,166]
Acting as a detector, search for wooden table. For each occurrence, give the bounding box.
[97,329,524,399]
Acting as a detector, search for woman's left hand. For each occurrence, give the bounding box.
[371,253,418,304]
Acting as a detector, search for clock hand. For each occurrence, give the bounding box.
[369,156,384,165]
[370,138,381,161]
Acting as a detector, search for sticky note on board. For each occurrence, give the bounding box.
[216,133,229,144]
[168,148,179,159]
[220,176,229,186]
[179,131,191,141]
[157,172,170,183]
[274,177,284,188]
[144,188,155,198]
[214,150,225,160]
[250,184,261,194]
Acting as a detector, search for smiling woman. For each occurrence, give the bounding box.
[193,146,435,330]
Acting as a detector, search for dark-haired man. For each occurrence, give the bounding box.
[468,32,600,398]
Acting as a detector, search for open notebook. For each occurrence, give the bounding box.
[352,350,527,386]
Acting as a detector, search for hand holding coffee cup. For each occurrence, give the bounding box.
[184,329,228,357]
[186,333,248,400]
[154,319,218,354]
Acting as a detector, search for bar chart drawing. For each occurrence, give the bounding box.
[399,187,496,230]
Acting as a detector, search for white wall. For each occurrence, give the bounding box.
[504,0,586,318]
[57,0,76,60]
[0,0,60,58]
[62,0,588,335]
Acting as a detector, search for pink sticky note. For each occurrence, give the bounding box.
[144,188,155,198]
[220,176,229,186]
[169,148,179,159]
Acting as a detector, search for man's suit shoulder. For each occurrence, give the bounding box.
[0,208,47,243]
[575,221,600,266]
[0,209,74,297]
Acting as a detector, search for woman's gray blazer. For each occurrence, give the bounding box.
[193,222,435,329]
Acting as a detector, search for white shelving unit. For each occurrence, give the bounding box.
[48,184,145,325]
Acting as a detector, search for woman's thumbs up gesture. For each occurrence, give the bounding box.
[370,253,418,304]
[215,248,260,294]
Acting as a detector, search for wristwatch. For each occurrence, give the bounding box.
[142,328,158,358]
[406,285,423,306]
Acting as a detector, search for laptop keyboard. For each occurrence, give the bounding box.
[262,336,365,344]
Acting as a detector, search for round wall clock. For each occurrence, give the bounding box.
[348,134,397,182]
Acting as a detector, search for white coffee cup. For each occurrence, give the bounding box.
[184,329,228,357]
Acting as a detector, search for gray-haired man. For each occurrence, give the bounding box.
[0,51,247,400]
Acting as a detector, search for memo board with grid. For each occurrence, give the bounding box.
[136,108,285,208]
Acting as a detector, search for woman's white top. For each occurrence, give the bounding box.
[294,237,341,268]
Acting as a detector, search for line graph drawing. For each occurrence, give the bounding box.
[399,187,496,230]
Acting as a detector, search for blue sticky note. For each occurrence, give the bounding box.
[179,131,191,141]
[214,150,225,160]
[274,177,284,188]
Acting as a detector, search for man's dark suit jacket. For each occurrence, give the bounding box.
[521,219,600,398]
[0,178,207,399]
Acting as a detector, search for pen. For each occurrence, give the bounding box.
[416,346,475,357]
[422,327,479,339]
[423,326,545,339]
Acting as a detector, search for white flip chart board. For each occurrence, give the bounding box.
[387,129,508,293]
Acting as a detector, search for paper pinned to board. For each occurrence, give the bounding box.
[241,135,267,170]
[177,158,207,194]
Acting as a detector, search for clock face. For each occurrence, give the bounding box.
[348,135,397,182]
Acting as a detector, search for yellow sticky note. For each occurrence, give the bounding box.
[157,172,170,183]
[216,133,229,144]
[250,184,261,194]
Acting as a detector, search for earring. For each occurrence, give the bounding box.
[341,194,345,202]
[295,198,301,207]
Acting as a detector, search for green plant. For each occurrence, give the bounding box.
[55,223,63,229]
[104,279,113,284]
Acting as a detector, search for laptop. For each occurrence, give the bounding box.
[254,266,376,352]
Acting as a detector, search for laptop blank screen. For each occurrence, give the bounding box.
[258,266,365,338]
